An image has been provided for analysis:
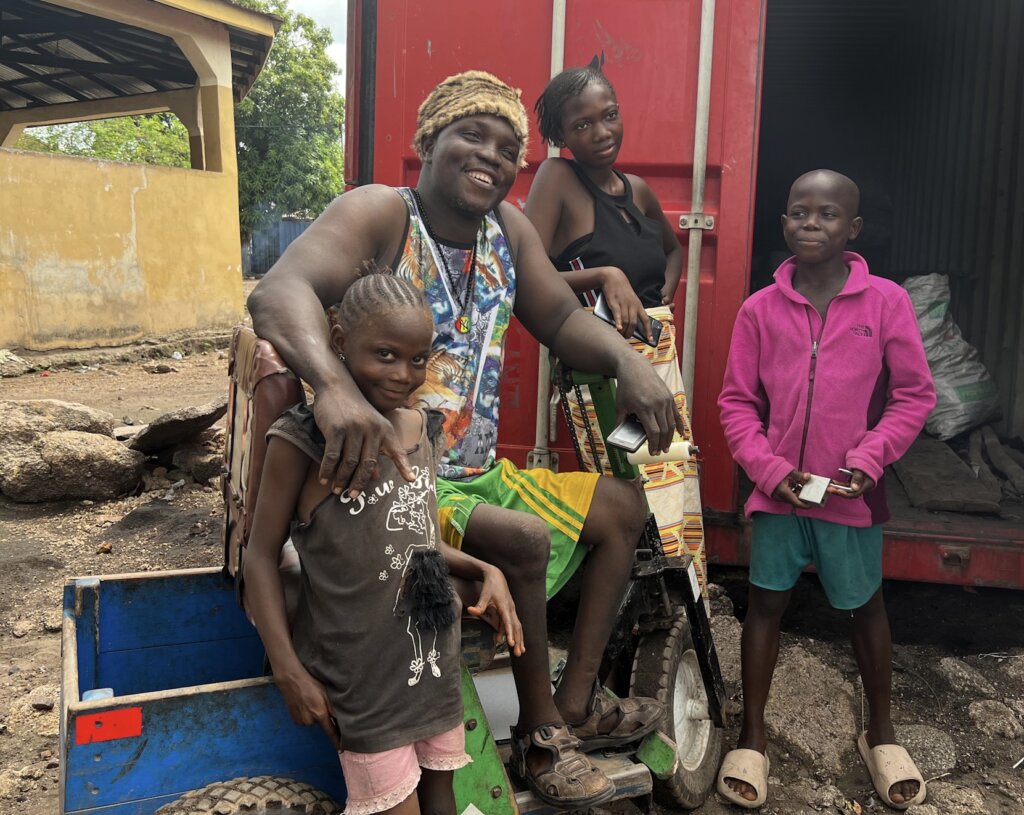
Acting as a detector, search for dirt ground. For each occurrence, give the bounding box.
[2,315,1023,814]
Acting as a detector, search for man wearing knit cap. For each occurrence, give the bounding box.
[250,71,682,808]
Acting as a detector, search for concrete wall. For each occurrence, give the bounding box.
[0,146,243,350]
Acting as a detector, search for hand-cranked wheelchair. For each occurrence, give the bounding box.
[57,328,724,814]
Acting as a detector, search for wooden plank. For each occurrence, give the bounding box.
[981,426,1024,494]
[968,430,1003,493]
[892,435,1002,513]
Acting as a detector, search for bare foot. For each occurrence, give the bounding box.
[724,775,759,802]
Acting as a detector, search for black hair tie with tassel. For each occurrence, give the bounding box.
[403,549,457,630]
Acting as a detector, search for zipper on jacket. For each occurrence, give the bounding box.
[797,311,827,469]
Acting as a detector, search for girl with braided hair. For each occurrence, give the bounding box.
[244,267,523,815]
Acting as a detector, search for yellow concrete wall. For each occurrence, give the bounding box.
[0,147,243,350]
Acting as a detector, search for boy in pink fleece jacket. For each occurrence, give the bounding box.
[716,170,935,810]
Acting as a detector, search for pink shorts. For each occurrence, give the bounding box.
[339,723,471,815]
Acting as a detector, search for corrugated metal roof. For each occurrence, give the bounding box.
[0,0,275,111]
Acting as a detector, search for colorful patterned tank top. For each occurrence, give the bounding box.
[394,188,516,481]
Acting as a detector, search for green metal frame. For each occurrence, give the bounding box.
[453,663,517,815]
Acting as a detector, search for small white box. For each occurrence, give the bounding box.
[797,474,831,506]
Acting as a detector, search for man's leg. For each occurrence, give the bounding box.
[851,588,920,805]
[459,503,616,805]
[460,504,561,729]
[552,475,646,720]
[724,584,791,802]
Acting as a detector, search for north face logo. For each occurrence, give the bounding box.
[850,324,873,337]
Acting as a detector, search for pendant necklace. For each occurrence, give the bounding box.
[412,189,479,334]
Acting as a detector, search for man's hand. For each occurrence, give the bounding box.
[614,356,684,454]
[466,566,524,657]
[601,267,655,344]
[312,385,415,497]
[274,664,341,750]
[773,470,812,507]
[828,468,875,498]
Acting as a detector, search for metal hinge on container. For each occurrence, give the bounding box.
[679,213,715,230]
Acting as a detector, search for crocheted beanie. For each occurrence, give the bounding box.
[413,70,529,167]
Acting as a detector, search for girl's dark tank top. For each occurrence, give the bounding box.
[551,158,667,307]
[266,404,462,754]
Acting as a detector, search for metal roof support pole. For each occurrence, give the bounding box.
[527,0,567,471]
[681,0,716,399]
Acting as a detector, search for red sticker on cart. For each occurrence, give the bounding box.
[75,707,143,744]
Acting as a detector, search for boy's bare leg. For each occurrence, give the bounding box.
[851,588,920,805]
[552,476,646,722]
[725,584,792,801]
[416,769,456,815]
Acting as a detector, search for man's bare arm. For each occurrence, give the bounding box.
[503,203,684,452]
[248,185,415,493]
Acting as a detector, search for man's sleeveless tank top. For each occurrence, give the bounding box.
[393,187,516,482]
[551,158,667,307]
[268,404,462,754]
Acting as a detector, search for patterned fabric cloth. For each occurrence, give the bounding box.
[562,307,707,594]
[395,187,515,482]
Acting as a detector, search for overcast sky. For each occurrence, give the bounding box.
[289,0,347,89]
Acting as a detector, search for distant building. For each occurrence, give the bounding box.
[0,0,280,350]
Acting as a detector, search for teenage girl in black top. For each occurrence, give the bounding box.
[525,63,683,344]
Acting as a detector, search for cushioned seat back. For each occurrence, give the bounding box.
[222,326,304,580]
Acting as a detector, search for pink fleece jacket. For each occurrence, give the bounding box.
[718,252,936,527]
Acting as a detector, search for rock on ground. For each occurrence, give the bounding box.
[0,399,114,442]
[968,700,1024,739]
[710,614,742,689]
[171,446,223,484]
[937,656,996,697]
[0,350,31,377]
[0,431,144,502]
[894,724,957,777]
[908,780,988,814]
[707,582,735,618]
[1000,653,1024,682]
[129,397,227,453]
[766,645,858,777]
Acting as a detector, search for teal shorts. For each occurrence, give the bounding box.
[749,513,882,610]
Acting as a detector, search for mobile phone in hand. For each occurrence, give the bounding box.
[594,293,663,347]
[606,415,648,452]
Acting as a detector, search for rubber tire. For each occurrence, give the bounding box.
[630,611,722,810]
[154,775,340,814]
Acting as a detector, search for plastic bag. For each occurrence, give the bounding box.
[903,273,999,440]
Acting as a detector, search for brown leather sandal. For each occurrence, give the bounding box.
[508,722,616,808]
[569,680,666,751]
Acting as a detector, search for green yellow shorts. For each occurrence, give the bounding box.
[749,512,883,610]
[436,459,600,598]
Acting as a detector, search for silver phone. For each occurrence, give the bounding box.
[606,415,647,452]
[593,293,663,348]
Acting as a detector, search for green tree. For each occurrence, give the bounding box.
[16,113,190,168]
[233,0,345,236]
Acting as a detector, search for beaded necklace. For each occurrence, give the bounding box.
[411,188,480,334]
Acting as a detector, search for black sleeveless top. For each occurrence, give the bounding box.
[550,158,667,307]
